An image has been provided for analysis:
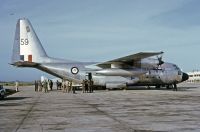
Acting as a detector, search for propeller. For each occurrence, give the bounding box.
[157,55,164,66]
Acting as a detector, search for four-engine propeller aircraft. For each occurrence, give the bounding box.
[11,18,189,89]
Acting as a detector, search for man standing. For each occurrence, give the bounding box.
[71,81,76,94]
[15,81,19,92]
[50,80,53,91]
[64,81,68,93]
[56,80,59,90]
[62,80,66,93]
[90,79,94,93]
[47,80,51,91]
[82,79,85,93]
[43,80,48,93]
[85,80,88,93]
[35,80,38,92]
[67,81,70,93]
[38,81,42,92]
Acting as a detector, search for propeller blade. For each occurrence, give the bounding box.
[157,56,164,66]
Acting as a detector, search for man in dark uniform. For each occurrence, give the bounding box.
[50,80,53,91]
[35,80,38,92]
[43,80,48,93]
[82,79,85,93]
[85,80,88,93]
[56,80,59,90]
[89,79,94,93]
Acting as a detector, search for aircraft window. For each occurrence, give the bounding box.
[178,71,182,75]
[26,26,30,32]
[173,64,180,70]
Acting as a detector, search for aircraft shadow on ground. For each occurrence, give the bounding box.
[178,86,198,89]
[5,88,18,97]
[1,97,30,101]
[126,86,195,91]
[126,87,169,90]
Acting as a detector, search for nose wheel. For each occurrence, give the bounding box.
[166,83,177,91]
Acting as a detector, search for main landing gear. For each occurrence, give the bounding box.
[173,83,177,91]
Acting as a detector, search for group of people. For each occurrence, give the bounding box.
[60,80,76,93]
[34,78,94,94]
[82,79,94,93]
[34,79,53,93]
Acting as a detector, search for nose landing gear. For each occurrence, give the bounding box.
[166,83,177,91]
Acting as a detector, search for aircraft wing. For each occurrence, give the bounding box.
[96,51,163,68]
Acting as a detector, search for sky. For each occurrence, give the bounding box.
[0,0,200,81]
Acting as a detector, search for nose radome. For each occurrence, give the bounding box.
[182,72,189,82]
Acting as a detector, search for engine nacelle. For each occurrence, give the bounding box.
[95,68,145,76]
[141,58,163,69]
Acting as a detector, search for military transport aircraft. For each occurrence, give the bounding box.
[11,18,189,89]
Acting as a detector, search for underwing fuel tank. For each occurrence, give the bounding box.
[95,68,146,76]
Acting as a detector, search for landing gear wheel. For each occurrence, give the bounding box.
[166,85,173,89]
[155,85,160,89]
[173,83,177,91]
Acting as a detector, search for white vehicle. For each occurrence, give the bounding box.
[0,85,6,99]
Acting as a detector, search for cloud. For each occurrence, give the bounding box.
[149,0,200,28]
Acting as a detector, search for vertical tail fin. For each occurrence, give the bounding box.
[11,18,48,64]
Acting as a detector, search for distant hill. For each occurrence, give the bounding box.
[0,81,34,86]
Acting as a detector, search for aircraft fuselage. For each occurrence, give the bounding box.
[11,18,189,89]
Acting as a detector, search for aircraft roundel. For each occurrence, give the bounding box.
[71,67,79,74]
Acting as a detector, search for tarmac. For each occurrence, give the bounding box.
[1,83,200,132]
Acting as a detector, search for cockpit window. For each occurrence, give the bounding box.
[173,64,180,70]
[178,70,182,75]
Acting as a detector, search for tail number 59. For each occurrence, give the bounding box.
[21,39,29,45]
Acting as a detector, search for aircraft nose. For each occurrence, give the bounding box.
[182,72,189,82]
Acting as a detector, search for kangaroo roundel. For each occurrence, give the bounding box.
[71,67,79,74]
